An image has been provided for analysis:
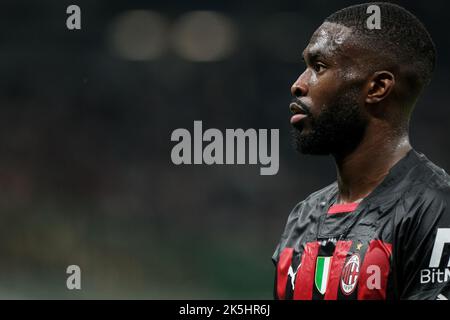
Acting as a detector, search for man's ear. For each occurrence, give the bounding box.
[366,71,395,104]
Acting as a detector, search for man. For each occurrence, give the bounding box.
[272,2,450,300]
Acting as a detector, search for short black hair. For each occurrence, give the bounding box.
[325,2,436,91]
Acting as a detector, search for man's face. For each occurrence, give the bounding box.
[290,22,369,156]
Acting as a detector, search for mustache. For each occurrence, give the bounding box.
[290,98,312,116]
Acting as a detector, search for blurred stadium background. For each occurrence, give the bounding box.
[0,0,449,298]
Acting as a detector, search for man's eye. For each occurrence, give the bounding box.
[313,63,326,73]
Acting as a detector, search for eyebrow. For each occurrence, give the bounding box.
[302,50,323,63]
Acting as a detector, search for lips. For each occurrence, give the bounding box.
[289,102,309,125]
[290,113,307,124]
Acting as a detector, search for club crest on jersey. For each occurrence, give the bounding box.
[314,256,332,294]
[340,253,360,295]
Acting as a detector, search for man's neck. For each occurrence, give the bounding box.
[333,128,412,204]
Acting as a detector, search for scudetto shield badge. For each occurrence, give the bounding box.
[340,253,360,295]
[315,256,332,294]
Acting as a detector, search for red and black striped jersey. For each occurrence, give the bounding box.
[272,149,450,300]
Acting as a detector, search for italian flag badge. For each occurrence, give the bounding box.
[315,256,332,294]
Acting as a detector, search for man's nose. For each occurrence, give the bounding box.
[291,72,308,97]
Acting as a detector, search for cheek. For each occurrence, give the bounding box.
[312,84,341,115]
[310,69,342,94]
[310,75,340,104]
[308,71,318,86]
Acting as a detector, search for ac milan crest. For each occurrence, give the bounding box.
[340,253,360,295]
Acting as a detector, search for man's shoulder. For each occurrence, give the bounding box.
[303,181,338,204]
[398,152,450,222]
[385,150,450,195]
[420,153,450,190]
[285,182,337,221]
[406,151,450,203]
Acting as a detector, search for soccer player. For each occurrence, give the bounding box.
[273,2,450,300]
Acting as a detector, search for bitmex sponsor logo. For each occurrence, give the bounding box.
[420,268,450,284]
[420,228,450,284]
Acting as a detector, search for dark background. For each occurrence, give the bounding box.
[0,0,448,298]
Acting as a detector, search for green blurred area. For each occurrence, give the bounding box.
[0,170,282,299]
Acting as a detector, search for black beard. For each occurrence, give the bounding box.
[291,88,367,156]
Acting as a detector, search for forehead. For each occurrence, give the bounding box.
[303,22,355,60]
